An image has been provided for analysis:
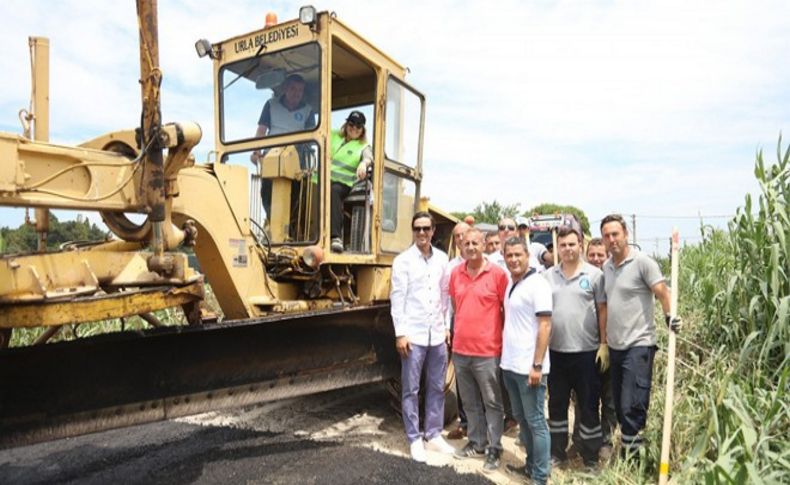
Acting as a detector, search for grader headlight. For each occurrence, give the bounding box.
[299,5,317,26]
[194,39,215,59]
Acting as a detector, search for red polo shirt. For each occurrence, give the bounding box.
[449,260,508,357]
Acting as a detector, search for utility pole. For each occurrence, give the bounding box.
[631,214,637,245]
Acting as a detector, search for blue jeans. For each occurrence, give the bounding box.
[503,370,550,485]
[401,343,448,443]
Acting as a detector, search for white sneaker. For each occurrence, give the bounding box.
[425,435,455,454]
[410,440,427,463]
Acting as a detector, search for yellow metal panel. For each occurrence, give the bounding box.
[0,280,204,328]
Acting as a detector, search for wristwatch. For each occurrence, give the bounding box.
[532,363,542,370]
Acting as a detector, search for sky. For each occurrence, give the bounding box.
[1,0,788,255]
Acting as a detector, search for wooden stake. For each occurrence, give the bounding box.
[658,228,680,484]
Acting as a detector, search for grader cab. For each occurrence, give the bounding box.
[0,4,455,447]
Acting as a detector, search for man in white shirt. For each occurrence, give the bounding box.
[390,211,455,462]
[500,236,553,485]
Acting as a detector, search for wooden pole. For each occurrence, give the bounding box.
[658,228,680,484]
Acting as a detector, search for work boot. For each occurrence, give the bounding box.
[331,237,344,253]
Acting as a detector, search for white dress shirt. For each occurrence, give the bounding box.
[390,244,450,347]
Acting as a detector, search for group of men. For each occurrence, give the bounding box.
[390,212,681,483]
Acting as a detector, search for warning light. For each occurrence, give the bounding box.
[265,12,278,28]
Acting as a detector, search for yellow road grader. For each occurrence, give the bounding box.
[0,2,456,447]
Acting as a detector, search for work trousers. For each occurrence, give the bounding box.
[573,366,617,446]
[547,350,602,465]
[503,370,550,485]
[610,345,656,455]
[401,342,447,444]
[330,182,351,239]
[453,354,504,452]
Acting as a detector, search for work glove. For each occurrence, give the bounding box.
[665,314,683,333]
[595,343,609,372]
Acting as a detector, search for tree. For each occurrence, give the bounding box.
[526,203,591,236]
[0,213,108,254]
[454,200,521,224]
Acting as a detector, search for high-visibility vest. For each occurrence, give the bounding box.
[330,130,366,187]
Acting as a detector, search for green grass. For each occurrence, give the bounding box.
[554,138,789,483]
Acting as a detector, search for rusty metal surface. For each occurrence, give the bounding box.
[0,304,397,448]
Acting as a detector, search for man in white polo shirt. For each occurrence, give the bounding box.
[500,236,553,485]
[390,211,455,462]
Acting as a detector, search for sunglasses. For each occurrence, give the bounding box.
[347,122,363,129]
[498,225,516,231]
[412,225,433,233]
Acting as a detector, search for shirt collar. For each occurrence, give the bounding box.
[461,258,491,276]
[554,261,588,280]
[409,243,434,260]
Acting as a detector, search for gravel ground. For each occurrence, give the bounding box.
[0,384,499,484]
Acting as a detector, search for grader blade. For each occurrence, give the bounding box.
[0,304,398,448]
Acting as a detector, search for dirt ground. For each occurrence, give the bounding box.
[0,383,599,484]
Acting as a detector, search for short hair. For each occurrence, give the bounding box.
[600,214,628,233]
[285,74,306,85]
[498,217,516,227]
[464,227,485,241]
[503,236,529,254]
[484,230,499,241]
[557,225,581,241]
[587,237,605,249]
[412,211,434,228]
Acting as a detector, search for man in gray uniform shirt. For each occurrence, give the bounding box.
[544,226,608,468]
[600,214,681,457]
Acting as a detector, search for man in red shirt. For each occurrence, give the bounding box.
[449,228,509,473]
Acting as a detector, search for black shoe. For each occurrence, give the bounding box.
[482,448,501,473]
[453,442,485,460]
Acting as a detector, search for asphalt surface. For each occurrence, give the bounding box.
[0,385,493,485]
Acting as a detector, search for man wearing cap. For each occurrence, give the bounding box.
[600,214,680,457]
[250,74,318,222]
[490,217,548,273]
[544,226,607,468]
[328,111,373,252]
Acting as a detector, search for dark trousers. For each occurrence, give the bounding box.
[547,350,602,465]
[330,182,351,239]
[610,345,656,454]
[573,366,617,446]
